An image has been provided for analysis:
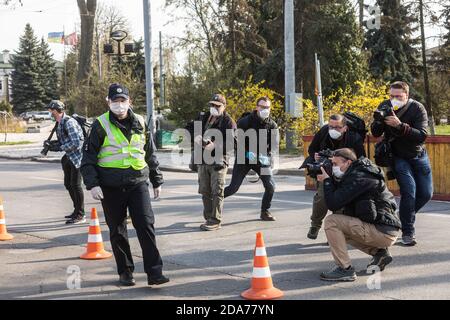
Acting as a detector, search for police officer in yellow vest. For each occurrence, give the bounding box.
[80,83,169,287]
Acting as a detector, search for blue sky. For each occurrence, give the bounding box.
[0,0,177,61]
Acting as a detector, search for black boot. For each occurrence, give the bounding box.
[307,226,320,240]
[260,210,276,221]
[148,274,170,286]
[119,271,136,286]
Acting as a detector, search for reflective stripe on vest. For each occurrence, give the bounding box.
[97,112,147,170]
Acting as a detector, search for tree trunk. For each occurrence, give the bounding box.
[77,0,97,83]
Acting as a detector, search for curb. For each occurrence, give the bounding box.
[0,154,304,177]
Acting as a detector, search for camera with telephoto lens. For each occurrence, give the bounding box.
[41,140,51,156]
[373,102,394,122]
[306,149,333,179]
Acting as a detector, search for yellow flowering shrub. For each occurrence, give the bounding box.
[293,80,389,136]
[221,77,293,140]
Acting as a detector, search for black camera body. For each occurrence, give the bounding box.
[373,102,394,122]
[306,149,334,179]
[41,141,51,156]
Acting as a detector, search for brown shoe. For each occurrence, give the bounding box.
[260,210,276,221]
[200,221,221,231]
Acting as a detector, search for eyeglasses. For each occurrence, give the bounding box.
[390,94,405,99]
[257,104,270,109]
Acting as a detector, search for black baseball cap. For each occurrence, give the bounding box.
[47,100,65,111]
[108,83,129,101]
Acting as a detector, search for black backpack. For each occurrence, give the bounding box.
[343,111,367,141]
[64,114,92,138]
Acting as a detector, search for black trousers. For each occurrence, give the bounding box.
[61,155,85,216]
[224,164,276,211]
[100,182,163,277]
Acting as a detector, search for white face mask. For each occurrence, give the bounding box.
[332,165,345,178]
[329,129,342,140]
[391,99,406,111]
[210,107,221,117]
[258,108,270,119]
[110,101,130,116]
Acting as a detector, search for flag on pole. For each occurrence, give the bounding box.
[64,32,78,46]
[48,32,64,44]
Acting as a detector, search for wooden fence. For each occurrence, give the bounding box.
[302,135,450,201]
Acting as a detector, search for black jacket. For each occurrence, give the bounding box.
[80,109,164,190]
[371,99,428,159]
[236,111,279,165]
[185,111,236,166]
[301,124,366,168]
[323,157,401,230]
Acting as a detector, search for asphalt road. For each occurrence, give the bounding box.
[1,159,450,300]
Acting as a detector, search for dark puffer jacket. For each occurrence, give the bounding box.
[323,157,401,230]
[236,110,279,166]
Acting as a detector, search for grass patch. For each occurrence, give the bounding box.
[435,125,450,135]
[0,141,34,146]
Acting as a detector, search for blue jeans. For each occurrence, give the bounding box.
[394,150,433,237]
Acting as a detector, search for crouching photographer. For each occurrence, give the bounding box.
[317,148,401,282]
[300,114,366,240]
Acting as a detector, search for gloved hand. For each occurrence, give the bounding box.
[43,140,61,152]
[258,154,271,167]
[90,186,104,200]
[153,186,162,200]
[245,151,257,162]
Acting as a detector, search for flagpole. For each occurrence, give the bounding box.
[315,53,324,127]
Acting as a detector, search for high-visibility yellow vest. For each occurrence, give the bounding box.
[97,112,147,170]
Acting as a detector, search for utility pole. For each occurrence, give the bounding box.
[418,0,436,134]
[284,0,296,150]
[96,25,102,80]
[143,0,154,133]
[315,53,324,127]
[359,0,364,27]
[159,31,165,111]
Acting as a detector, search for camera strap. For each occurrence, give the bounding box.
[47,122,59,141]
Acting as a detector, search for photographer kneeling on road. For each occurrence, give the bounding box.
[301,114,366,240]
[317,148,401,282]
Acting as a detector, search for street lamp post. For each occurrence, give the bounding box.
[143,0,154,133]
[104,30,135,66]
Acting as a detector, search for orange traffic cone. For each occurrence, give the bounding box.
[0,196,13,241]
[80,208,112,260]
[241,232,283,300]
